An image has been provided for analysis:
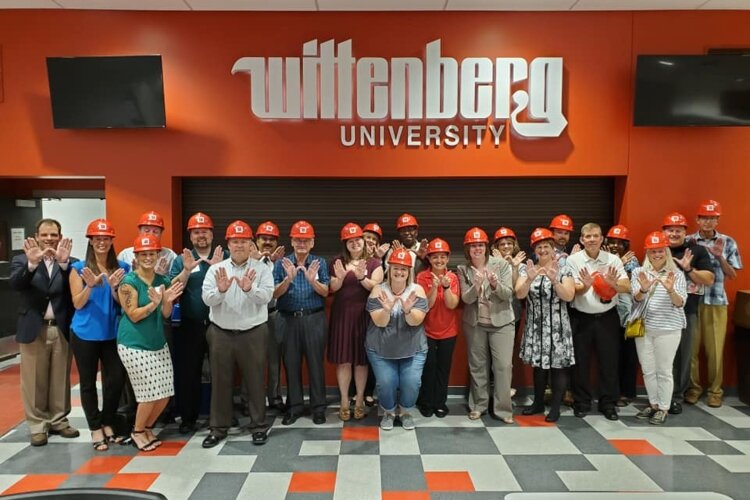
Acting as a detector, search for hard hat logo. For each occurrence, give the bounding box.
[265,225,273,232]
[98,223,107,230]
[402,217,408,223]
[148,214,157,221]
[561,220,569,226]
[141,238,149,245]
[651,237,659,244]
[349,227,356,234]
[299,226,308,234]
[435,242,443,249]
[398,251,406,259]
[197,216,205,223]
[706,204,715,211]
[473,231,480,239]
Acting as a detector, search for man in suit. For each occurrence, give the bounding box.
[10,218,80,446]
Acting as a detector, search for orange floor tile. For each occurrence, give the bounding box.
[514,414,557,427]
[287,471,337,493]
[76,456,133,475]
[382,491,431,500]
[424,471,475,492]
[2,474,69,495]
[105,473,160,491]
[609,439,663,456]
[138,440,187,456]
[342,426,380,441]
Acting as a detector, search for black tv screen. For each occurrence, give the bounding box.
[634,55,750,126]
[46,55,166,129]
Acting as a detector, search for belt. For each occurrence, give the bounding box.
[44,319,57,327]
[279,307,324,318]
[572,308,616,318]
[268,306,277,313]
[210,321,265,335]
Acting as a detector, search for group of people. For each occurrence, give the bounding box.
[9,198,742,453]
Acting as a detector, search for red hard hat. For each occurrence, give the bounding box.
[256,221,280,238]
[290,220,315,239]
[464,227,489,245]
[187,212,214,230]
[340,222,364,241]
[644,231,669,250]
[363,223,383,239]
[606,224,630,240]
[388,248,414,268]
[549,214,574,232]
[133,234,161,252]
[493,227,516,242]
[426,238,451,255]
[662,213,687,228]
[396,213,419,229]
[137,211,164,229]
[592,272,617,301]
[697,199,722,217]
[530,227,554,246]
[86,218,116,238]
[225,220,253,240]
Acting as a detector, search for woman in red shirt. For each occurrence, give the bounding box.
[416,238,460,418]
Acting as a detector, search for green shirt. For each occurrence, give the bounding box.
[169,247,228,321]
[117,272,171,351]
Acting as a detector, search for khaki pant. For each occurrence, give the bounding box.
[20,326,73,434]
[464,322,515,419]
[690,303,728,397]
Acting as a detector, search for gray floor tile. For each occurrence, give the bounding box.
[687,440,745,455]
[430,493,515,499]
[556,422,618,454]
[416,427,498,454]
[252,454,339,473]
[340,440,379,455]
[59,473,111,489]
[1,443,93,473]
[188,472,248,500]
[504,455,595,491]
[380,456,426,491]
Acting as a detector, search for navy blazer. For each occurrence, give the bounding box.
[9,254,77,344]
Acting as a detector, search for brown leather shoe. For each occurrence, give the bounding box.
[50,426,80,438]
[30,433,48,446]
[707,394,723,408]
[684,389,701,405]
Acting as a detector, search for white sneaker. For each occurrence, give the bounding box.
[380,413,395,431]
[400,413,415,430]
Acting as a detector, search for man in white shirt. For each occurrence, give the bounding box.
[201,221,274,448]
[566,222,629,420]
[117,211,177,275]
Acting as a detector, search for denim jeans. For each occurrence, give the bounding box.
[367,349,427,413]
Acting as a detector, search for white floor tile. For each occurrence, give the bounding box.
[0,443,28,464]
[0,474,25,492]
[237,472,292,500]
[558,455,662,491]
[299,439,341,456]
[334,455,381,500]
[422,454,522,491]
[697,402,750,428]
[379,427,420,455]
[487,427,580,455]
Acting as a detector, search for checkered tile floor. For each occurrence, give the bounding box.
[2,382,750,499]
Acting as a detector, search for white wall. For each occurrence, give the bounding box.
[42,198,106,261]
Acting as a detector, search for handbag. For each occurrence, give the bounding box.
[624,285,654,339]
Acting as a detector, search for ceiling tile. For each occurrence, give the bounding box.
[573,0,706,10]
[0,0,60,7]
[447,0,576,10]
[56,0,190,10]
[318,0,446,10]
[186,0,315,10]
[699,0,750,8]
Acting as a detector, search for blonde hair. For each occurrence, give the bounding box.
[643,247,678,273]
[386,264,413,288]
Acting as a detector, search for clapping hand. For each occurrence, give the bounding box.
[282,258,298,281]
[238,268,256,292]
[155,255,170,276]
[55,238,73,263]
[377,290,398,313]
[571,243,582,254]
[657,271,676,292]
[546,260,560,281]
[208,246,224,265]
[304,260,321,284]
[23,238,43,266]
[182,249,200,272]
[353,261,367,281]
[375,243,390,258]
[511,251,527,268]
[148,285,165,306]
[709,238,725,258]
[333,259,347,280]
[163,282,184,304]
[416,239,429,259]
[471,267,484,289]
[248,241,262,261]
[602,265,619,287]
[215,267,233,293]
[525,260,540,280]
[107,268,126,289]
[391,240,404,250]
[269,246,285,262]
[637,271,656,293]
[673,248,693,271]
[401,290,418,314]
[81,267,104,287]
[620,250,636,266]
[579,268,594,288]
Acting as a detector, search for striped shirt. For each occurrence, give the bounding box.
[687,230,743,306]
[630,267,687,332]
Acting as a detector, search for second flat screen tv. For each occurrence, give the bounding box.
[46,55,166,129]
[634,55,750,126]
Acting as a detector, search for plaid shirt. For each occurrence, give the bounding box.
[688,230,743,306]
[273,253,330,312]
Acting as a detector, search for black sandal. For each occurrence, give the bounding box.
[92,429,109,451]
[145,426,162,448]
[103,426,125,445]
[130,430,157,452]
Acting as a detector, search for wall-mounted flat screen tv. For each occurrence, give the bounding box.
[46,55,166,129]
[634,55,750,126]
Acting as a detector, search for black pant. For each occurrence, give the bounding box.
[417,336,457,411]
[265,312,284,403]
[70,331,125,431]
[619,331,638,399]
[570,308,620,412]
[174,319,208,424]
[279,311,328,415]
[532,366,568,414]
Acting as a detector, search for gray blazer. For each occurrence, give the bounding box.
[458,256,515,328]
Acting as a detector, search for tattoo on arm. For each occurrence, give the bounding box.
[120,286,134,310]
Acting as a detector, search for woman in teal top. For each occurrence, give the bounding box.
[69,219,129,451]
[117,234,183,452]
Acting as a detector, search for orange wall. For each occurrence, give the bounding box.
[0,9,748,387]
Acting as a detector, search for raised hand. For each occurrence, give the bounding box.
[81,267,103,287]
[637,271,655,293]
[155,255,170,276]
[208,246,225,265]
[602,265,619,287]
[487,270,498,288]
[215,267,233,293]
[511,251,527,268]
[377,290,398,313]
[658,270,676,292]
[620,250,635,266]
[354,260,367,281]
[23,238,43,266]
[270,246,285,262]
[182,249,200,272]
[333,259,347,280]
[709,238,725,258]
[375,243,390,258]
[147,285,165,306]
[525,260,539,281]
[546,260,560,281]
[304,259,321,284]
[107,268,126,289]
[416,239,429,259]
[571,243,582,254]
[391,240,404,250]
[430,272,441,291]
[55,238,73,263]
[673,248,694,271]
[164,281,184,304]
[402,290,418,313]
[238,268,256,292]
[282,258,298,281]
[471,267,484,289]
[579,268,594,288]
[492,248,502,258]
[248,240,262,261]
[440,273,452,288]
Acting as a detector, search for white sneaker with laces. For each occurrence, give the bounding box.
[380,413,395,431]
[400,413,415,430]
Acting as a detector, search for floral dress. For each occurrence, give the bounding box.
[518,264,575,369]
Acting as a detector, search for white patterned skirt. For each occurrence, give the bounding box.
[117,344,175,403]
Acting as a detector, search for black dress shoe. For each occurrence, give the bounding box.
[231,416,239,427]
[313,412,326,425]
[419,407,434,418]
[179,421,196,434]
[545,408,561,422]
[603,408,619,421]
[202,434,225,449]
[573,408,588,418]
[668,401,683,415]
[269,399,286,413]
[522,404,545,416]
[434,407,449,418]
[251,431,268,445]
[281,413,299,426]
